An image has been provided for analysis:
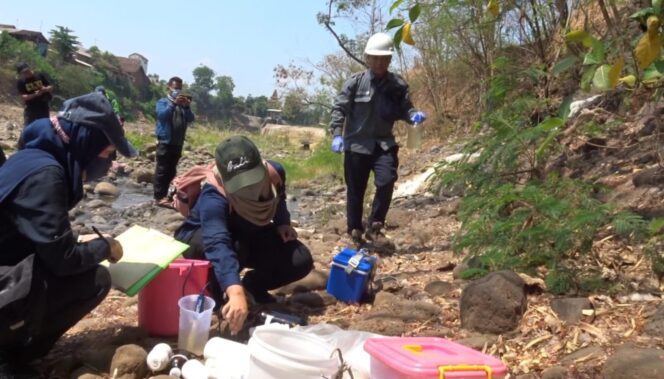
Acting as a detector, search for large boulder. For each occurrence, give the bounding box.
[602,347,664,379]
[644,304,664,337]
[109,344,148,379]
[460,271,527,334]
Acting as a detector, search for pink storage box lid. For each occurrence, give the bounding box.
[364,337,507,378]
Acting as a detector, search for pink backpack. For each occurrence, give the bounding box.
[169,162,282,217]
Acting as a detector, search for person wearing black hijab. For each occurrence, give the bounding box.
[0,92,137,376]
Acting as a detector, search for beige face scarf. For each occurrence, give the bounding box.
[216,165,279,226]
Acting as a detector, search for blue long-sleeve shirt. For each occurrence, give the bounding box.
[155,98,195,145]
[175,161,290,291]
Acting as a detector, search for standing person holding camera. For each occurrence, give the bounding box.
[153,76,195,206]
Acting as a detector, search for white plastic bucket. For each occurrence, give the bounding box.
[247,327,339,379]
[177,295,215,356]
[204,337,250,378]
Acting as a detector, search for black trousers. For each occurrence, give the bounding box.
[344,145,399,233]
[182,226,313,303]
[1,265,110,363]
[153,143,183,200]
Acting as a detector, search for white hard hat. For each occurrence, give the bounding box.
[364,33,394,56]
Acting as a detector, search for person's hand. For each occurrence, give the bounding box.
[331,136,344,153]
[176,96,191,106]
[222,285,248,335]
[277,225,298,242]
[78,233,112,243]
[410,111,426,124]
[108,238,123,263]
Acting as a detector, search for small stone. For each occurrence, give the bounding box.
[424,280,453,297]
[289,291,337,307]
[70,366,103,379]
[350,317,405,336]
[322,233,339,243]
[541,366,567,379]
[457,335,498,350]
[560,345,603,366]
[550,297,593,324]
[90,215,108,225]
[109,344,148,379]
[452,261,469,279]
[94,182,120,197]
[86,199,108,209]
[131,168,154,184]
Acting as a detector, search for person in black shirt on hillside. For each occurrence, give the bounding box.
[16,63,54,126]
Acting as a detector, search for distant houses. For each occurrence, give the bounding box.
[1,23,151,95]
[0,24,49,56]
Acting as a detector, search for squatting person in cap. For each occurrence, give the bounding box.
[175,136,313,335]
[0,92,136,376]
[16,62,54,126]
[329,32,427,251]
[153,76,195,206]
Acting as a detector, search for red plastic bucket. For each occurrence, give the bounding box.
[138,258,210,336]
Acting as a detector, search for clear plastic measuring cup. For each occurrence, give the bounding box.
[177,294,215,355]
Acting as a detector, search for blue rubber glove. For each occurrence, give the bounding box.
[410,111,427,124]
[331,136,344,153]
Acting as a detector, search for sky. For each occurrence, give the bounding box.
[1,0,357,97]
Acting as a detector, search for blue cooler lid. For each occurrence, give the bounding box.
[333,248,375,273]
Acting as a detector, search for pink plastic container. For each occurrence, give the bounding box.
[138,259,210,336]
[364,337,507,379]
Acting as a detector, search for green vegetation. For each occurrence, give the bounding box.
[432,54,648,294]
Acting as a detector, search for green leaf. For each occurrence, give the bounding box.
[409,3,421,22]
[390,0,405,14]
[631,7,655,20]
[649,217,664,234]
[537,117,564,131]
[583,39,605,65]
[552,56,578,75]
[386,18,405,30]
[643,62,664,80]
[558,96,574,121]
[565,30,594,48]
[592,64,612,90]
[393,26,404,48]
[580,65,598,91]
[654,0,662,14]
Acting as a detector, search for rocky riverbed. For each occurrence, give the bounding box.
[1,102,664,378]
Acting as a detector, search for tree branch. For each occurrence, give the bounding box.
[323,0,368,68]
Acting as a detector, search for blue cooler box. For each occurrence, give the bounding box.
[327,248,377,303]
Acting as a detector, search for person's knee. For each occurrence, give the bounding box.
[292,242,314,278]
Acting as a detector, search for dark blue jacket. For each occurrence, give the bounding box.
[155,98,195,145]
[175,161,290,290]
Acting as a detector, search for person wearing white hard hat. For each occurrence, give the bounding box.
[329,32,426,251]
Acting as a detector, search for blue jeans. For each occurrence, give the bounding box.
[344,145,399,233]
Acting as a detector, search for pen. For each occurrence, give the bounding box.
[91,226,106,241]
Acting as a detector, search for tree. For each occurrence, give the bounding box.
[317,0,390,66]
[215,75,235,118]
[190,65,216,119]
[282,90,307,124]
[49,26,80,64]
